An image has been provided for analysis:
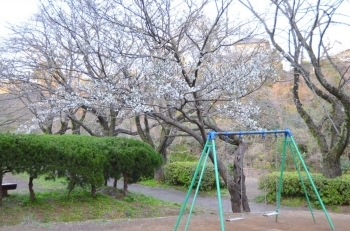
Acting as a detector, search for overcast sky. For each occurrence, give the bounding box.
[0,0,349,54]
[0,0,38,37]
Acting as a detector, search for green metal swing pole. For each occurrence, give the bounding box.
[275,133,288,222]
[184,143,211,230]
[173,140,211,231]
[211,138,225,231]
[287,140,316,223]
[289,135,335,231]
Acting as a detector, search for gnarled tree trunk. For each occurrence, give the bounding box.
[227,140,250,213]
[322,154,342,178]
[135,115,176,182]
[211,139,250,213]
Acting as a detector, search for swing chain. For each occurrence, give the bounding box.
[224,134,230,179]
[274,134,279,208]
[240,139,244,213]
[262,133,281,217]
[262,134,268,208]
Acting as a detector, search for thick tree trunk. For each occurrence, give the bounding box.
[29,176,35,201]
[113,178,117,188]
[211,140,250,213]
[322,155,342,178]
[154,148,167,182]
[154,165,166,182]
[231,140,250,213]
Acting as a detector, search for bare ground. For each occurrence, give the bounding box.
[1,212,348,231]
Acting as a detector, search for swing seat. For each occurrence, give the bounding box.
[226,217,245,222]
[263,211,279,217]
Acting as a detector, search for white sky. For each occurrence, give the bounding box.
[0,0,38,37]
[0,0,349,54]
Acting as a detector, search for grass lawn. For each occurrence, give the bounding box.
[0,174,184,227]
[0,190,183,226]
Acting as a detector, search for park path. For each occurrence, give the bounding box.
[121,179,309,214]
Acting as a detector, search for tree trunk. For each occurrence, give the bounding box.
[113,178,118,188]
[91,185,96,197]
[123,174,128,194]
[135,114,176,182]
[154,148,167,182]
[154,165,166,182]
[67,181,76,198]
[113,178,117,188]
[322,154,342,178]
[231,140,250,213]
[211,139,250,213]
[29,176,35,201]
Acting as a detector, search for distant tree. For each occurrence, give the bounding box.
[0,22,86,135]
[0,0,138,136]
[240,0,350,178]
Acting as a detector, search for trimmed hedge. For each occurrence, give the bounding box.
[259,171,350,205]
[164,161,222,191]
[103,137,163,184]
[0,134,161,200]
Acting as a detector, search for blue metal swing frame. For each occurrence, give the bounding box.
[173,129,335,231]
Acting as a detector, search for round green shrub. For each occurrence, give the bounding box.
[164,161,221,191]
[259,171,350,205]
[0,134,162,197]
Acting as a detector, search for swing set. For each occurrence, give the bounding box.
[173,129,335,231]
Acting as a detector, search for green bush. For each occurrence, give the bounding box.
[55,135,107,194]
[0,133,25,174]
[103,137,162,185]
[0,134,162,200]
[164,161,221,191]
[341,156,350,174]
[259,171,350,205]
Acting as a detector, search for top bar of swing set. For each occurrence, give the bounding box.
[207,129,292,140]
